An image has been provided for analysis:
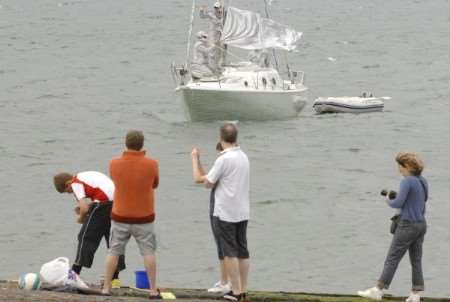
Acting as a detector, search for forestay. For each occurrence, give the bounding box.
[221,7,302,51]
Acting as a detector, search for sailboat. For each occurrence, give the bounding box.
[171,1,308,122]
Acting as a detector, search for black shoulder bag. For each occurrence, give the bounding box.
[390,177,428,235]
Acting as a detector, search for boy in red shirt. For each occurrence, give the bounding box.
[53,171,125,286]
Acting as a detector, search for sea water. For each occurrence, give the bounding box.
[1,0,450,296]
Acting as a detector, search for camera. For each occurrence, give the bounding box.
[381,189,397,199]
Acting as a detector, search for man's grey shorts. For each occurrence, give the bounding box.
[109,221,157,256]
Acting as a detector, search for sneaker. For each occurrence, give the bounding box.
[208,281,231,293]
[406,292,420,302]
[223,291,242,302]
[111,278,121,289]
[357,287,383,301]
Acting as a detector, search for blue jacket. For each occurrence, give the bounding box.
[388,176,428,222]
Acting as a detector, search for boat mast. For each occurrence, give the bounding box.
[263,0,279,71]
[185,0,196,69]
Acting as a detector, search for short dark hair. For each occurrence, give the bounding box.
[220,123,238,144]
[53,172,73,193]
[126,130,144,151]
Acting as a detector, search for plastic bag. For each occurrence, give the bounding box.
[40,257,70,286]
[39,257,88,289]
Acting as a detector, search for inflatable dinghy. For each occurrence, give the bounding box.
[313,96,390,114]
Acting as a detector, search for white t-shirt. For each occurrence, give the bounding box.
[206,146,250,222]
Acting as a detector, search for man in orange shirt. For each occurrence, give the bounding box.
[102,130,160,298]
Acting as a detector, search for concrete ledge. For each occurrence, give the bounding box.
[2,280,449,302]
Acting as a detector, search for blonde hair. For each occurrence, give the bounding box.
[395,152,424,176]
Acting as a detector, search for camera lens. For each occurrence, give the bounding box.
[380,189,387,196]
[388,191,397,199]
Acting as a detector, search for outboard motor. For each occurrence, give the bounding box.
[171,62,189,86]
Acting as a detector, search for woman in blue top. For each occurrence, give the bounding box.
[358,152,428,302]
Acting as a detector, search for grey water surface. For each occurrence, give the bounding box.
[1,0,450,297]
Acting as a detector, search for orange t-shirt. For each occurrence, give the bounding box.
[109,150,159,224]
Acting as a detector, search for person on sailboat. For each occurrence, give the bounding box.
[248,49,270,68]
[191,31,215,79]
[199,1,225,71]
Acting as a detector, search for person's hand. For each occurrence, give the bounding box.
[191,148,200,159]
[216,141,223,152]
[74,206,80,215]
[77,215,86,224]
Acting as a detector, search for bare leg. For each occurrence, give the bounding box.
[238,259,249,293]
[144,255,158,295]
[224,256,241,295]
[102,255,119,294]
[219,260,228,284]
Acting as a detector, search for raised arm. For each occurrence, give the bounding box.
[199,7,214,20]
[191,148,215,188]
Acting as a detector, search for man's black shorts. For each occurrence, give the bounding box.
[213,218,249,259]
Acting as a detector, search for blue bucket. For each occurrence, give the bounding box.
[135,270,151,289]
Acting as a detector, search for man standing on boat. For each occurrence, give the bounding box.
[191,123,250,302]
[199,1,225,72]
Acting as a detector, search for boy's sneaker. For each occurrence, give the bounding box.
[223,291,242,302]
[208,281,231,293]
[406,292,420,302]
[111,279,121,289]
[357,287,383,300]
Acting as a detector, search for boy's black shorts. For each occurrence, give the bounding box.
[74,201,125,270]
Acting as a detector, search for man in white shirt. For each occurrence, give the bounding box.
[191,123,250,302]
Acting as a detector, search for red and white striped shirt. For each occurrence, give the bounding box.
[70,171,114,203]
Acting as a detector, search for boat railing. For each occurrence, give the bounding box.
[289,70,305,85]
[282,70,305,90]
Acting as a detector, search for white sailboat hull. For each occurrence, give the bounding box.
[178,85,308,121]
